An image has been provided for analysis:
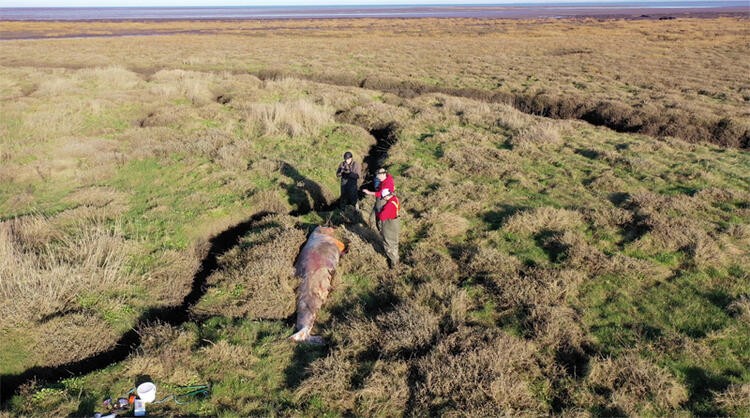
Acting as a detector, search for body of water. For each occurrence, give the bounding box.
[0,2,747,20]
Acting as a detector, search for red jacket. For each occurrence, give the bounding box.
[375,174,395,199]
[378,196,400,221]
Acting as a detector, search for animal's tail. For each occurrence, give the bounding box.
[290,326,324,345]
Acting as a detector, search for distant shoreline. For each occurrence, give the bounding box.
[1,3,748,22]
[1,12,747,42]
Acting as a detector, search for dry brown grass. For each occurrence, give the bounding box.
[413,327,546,415]
[420,211,470,240]
[241,99,334,138]
[727,296,750,323]
[375,300,440,357]
[336,100,411,132]
[126,322,201,384]
[503,206,586,235]
[149,69,219,105]
[296,348,359,411]
[4,17,746,146]
[621,191,733,266]
[353,359,410,417]
[407,242,460,284]
[33,314,120,367]
[443,143,510,177]
[587,352,688,415]
[192,214,305,319]
[714,383,750,416]
[0,214,131,326]
[529,304,588,353]
[466,247,523,280]
[509,120,563,153]
[516,268,587,307]
[337,225,391,279]
[144,248,202,306]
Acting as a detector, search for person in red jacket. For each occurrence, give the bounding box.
[363,167,396,231]
[376,188,400,268]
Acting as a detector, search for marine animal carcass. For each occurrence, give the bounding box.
[290,226,346,344]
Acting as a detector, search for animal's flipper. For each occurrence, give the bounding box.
[290,326,325,345]
[306,335,325,345]
[290,326,310,342]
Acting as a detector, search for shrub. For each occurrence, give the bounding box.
[354,360,410,417]
[509,121,562,152]
[376,300,440,357]
[587,353,688,415]
[407,242,460,284]
[714,383,750,416]
[503,206,585,235]
[413,327,546,415]
[242,99,333,138]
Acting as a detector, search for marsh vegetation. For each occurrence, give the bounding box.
[0,16,748,416]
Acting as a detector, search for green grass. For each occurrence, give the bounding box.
[0,329,32,375]
[109,157,246,259]
[2,63,748,416]
[579,265,750,414]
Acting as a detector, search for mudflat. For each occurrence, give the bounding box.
[1,3,747,22]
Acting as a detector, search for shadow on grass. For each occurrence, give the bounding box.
[71,394,98,418]
[607,191,630,206]
[283,344,328,390]
[615,197,652,246]
[574,148,602,159]
[280,161,336,215]
[682,366,732,416]
[0,211,274,407]
[534,229,568,263]
[482,204,530,230]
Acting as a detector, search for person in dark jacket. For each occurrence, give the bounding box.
[336,151,361,208]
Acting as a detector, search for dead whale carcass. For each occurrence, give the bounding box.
[290,226,346,344]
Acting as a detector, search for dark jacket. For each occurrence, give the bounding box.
[336,161,361,184]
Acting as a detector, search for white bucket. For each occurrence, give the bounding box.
[136,382,157,403]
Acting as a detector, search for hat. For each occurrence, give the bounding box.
[376,168,387,175]
[381,188,391,198]
[343,151,353,159]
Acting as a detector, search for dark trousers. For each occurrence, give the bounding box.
[340,180,358,207]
